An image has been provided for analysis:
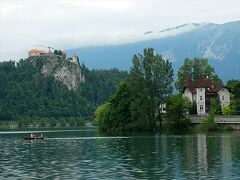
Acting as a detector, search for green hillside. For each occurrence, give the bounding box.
[0,57,128,123]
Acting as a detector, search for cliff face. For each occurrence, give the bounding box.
[28,55,85,91]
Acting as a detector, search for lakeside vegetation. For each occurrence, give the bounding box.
[1,48,240,132]
[96,48,174,132]
[96,48,240,133]
[0,117,88,129]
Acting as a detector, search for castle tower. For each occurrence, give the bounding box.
[71,53,79,64]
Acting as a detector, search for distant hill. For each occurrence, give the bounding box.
[0,57,127,121]
[66,21,240,82]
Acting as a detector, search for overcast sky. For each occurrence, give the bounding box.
[0,0,240,60]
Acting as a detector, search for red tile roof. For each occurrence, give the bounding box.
[183,76,196,93]
[29,49,48,54]
[183,76,224,93]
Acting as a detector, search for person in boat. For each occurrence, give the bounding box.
[39,134,43,138]
[30,133,37,138]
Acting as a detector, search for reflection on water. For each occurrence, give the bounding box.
[0,129,240,179]
[197,134,207,177]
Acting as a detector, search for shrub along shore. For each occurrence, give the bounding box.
[0,117,93,130]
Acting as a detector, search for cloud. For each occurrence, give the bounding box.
[0,0,240,60]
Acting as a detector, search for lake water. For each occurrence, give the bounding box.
[0,128,240,179]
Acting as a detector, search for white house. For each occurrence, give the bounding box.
[183,76,230,115]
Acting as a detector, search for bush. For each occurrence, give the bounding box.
[222,105,235,116]
[202,110,218,131]
[60,119,66,127]
[165,94,192,133]
[210,99,222,115]
[76,119,85,126]
[50,119,57,127]
[95,103,111,131]
[40,118,47,127]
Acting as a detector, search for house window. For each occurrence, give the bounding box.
[200,105,203,111]
[222,95,224,101]
[200,96,203,101]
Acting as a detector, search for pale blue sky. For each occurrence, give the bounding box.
[0,0,240,60]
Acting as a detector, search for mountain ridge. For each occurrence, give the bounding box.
[66,21,240,82]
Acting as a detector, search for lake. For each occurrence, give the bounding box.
[0,128,240,179]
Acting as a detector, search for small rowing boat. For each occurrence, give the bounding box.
[23,133,44,140]
[23,137,45,140]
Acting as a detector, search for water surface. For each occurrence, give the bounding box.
[0,128,240,179]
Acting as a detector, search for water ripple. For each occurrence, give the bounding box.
[0,130,239,179]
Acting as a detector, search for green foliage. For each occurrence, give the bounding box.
[128,48,174,130]
[227,79,240,98]
[97,81,131,131]
[50,118,57,127]
[175,58,222,91]
[202,110,217,131]
[40,118,47,127]
[227,79,240,115]
[0,58,127,124]
[165,94,192,133]
[53,50,63,56]
[96,48,174,132]
[222,105,235,116]
[210,99,222,115]
[75,119,85,126]
[80,68,128,107]
[202,99,219,131]
[95,103,111,131]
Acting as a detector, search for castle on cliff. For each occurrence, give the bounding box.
[28,49,79,65]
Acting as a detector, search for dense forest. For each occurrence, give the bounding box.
[0,58,128,122]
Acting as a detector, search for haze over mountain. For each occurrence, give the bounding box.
[67,21,240,82]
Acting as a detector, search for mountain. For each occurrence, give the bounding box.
[66,21,240,82]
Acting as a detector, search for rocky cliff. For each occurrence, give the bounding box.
[27,55,85,91]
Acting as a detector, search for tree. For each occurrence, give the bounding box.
[210,99,222,115]
[175,58,222,91]
[222,105,235,116]
[227,80,240,115]
[95,103,111,131]
[96,81,131,131]
[165,94,192,133]
[54,50,59,55]
[53,50,63,56]
[128,48,174,129]
[96,48,174,132]
[40,118,46,127]
[202,99,219,131]
[0,57,128,123]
